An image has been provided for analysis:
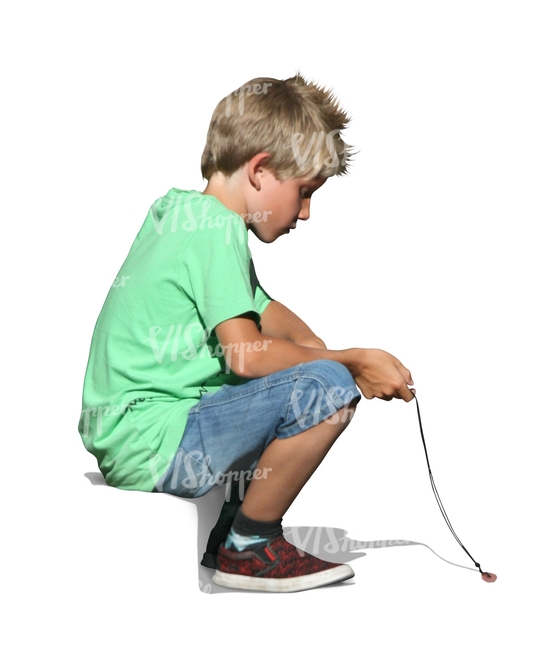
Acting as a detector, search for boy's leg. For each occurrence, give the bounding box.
[213,405,359,592]
[241,405,355,521]
[156,360,361,591]
[202,406,353,567]
[201,477,251,568]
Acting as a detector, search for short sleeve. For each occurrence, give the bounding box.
[249,258,272,315]
[254,282,272,314]
[181,211,260,333]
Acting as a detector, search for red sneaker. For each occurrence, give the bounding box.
[212,535,355,592]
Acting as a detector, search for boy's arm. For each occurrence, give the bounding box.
[259,300,326,349]
[215,315,414,402]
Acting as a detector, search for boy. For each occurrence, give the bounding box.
[78,74,415,593]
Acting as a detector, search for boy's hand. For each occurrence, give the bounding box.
[348,348,415,402]
[215,316,413,402]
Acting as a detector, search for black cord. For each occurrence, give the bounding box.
[412,393,484,575]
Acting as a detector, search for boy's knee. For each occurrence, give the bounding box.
[300,360,359,403]
[288,360,360,431]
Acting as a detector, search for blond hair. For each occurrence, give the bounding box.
[201,74,353,181]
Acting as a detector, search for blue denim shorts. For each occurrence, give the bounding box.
[154,360,360,498]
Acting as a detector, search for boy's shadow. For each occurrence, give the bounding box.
[85,471,254,593]
[85,472,476,594]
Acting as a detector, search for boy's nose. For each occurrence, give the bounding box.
[298,198,311,221]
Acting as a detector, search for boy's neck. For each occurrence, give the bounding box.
[203,170,249,224]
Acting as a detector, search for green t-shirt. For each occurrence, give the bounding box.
[78,189,272,492]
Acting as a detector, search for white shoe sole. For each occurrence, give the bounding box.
[212,564,355,593]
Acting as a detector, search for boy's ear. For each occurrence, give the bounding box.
[247,152,272,190]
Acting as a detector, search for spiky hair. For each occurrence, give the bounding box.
[201,73,353,180]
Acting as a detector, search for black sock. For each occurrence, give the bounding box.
[224,508,283,551]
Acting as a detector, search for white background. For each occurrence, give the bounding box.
[2,1,552,648]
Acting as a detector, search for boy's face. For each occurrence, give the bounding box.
[246,171,327,243]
